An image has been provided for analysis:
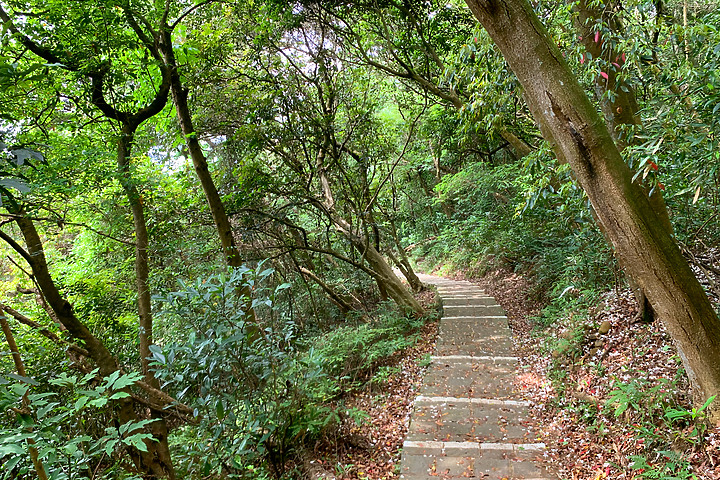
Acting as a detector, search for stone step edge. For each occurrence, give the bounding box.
[439,295,494,298]
[437,292,489,293]
[443,311,506,316]
[402,440,546,453]
[437,334,510,340]
[437,293,490,296]
[439,292,493,295]
[443,303,502,310]
[431,355,519,363]
[414,395,531,407]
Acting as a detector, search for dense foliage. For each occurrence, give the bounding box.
[0,0,718,478]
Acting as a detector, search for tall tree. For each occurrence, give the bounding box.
[196,9,425,313]
[0,2,182,476]
[121,3,246,269]
[464,0,720,415]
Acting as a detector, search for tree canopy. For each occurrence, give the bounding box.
[1,0,719,478]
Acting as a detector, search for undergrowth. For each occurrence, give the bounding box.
[151,265,438,479]
[535,288,714,479]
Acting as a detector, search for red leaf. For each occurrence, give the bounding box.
[595,31,600,43]
[600,71,609,80]
[580,53,586,64]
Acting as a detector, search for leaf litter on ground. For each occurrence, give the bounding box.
[311,270,720,479]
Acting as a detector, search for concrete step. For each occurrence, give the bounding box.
[400,441,554,480]
[437,288,491,293]
[442,296,497,306]
[443,304,506,316]
[419,358,522,400]
[407,398,535,444]
[401,274,556,480]
[435,316,514,362]
[435,288,486,293]
[439,317,512,337]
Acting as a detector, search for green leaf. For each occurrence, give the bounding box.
[0,444,25,455]
[4,455,23,471]
[0,178,29,192]
[103,371,121,390]
[699,395,716,412]
[74,396,89,411]
[104,439,119,456]
[125,433,153,452]
[111,372,142,390]
[36,402,59,420]
[109,391,130,400]
[7,373,39,386]
[88,397,108,408]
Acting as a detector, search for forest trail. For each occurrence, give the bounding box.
[399,274,556,479]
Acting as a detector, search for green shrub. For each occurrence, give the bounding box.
[310,303,426,387]
[150,265,428,479]
[0,370,154,480]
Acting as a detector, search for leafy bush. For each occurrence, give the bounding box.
[150,263,425,479]
[0,370,154,480]
[150,264,322,478]
[310,303,427,387]
[148,263,433,478]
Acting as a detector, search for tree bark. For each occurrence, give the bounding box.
[381,212,424,293]
[116,128,177,480]
[154,26,258,329]
[10,214,118,375]
[116,127,154,386]
[465,0,720,415]
[158,31,243,269]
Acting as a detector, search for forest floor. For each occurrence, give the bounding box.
[311,269,720,479]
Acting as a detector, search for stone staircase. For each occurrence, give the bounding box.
[399,275,556,479]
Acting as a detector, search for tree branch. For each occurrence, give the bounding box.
[0,303,89,358]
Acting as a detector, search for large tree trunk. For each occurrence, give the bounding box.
[157,30,257,328]
[381,213,424,293]
[465,0,720,414]
[117,128,154,387]
[159,31,242,269]
[11,213,118,375]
